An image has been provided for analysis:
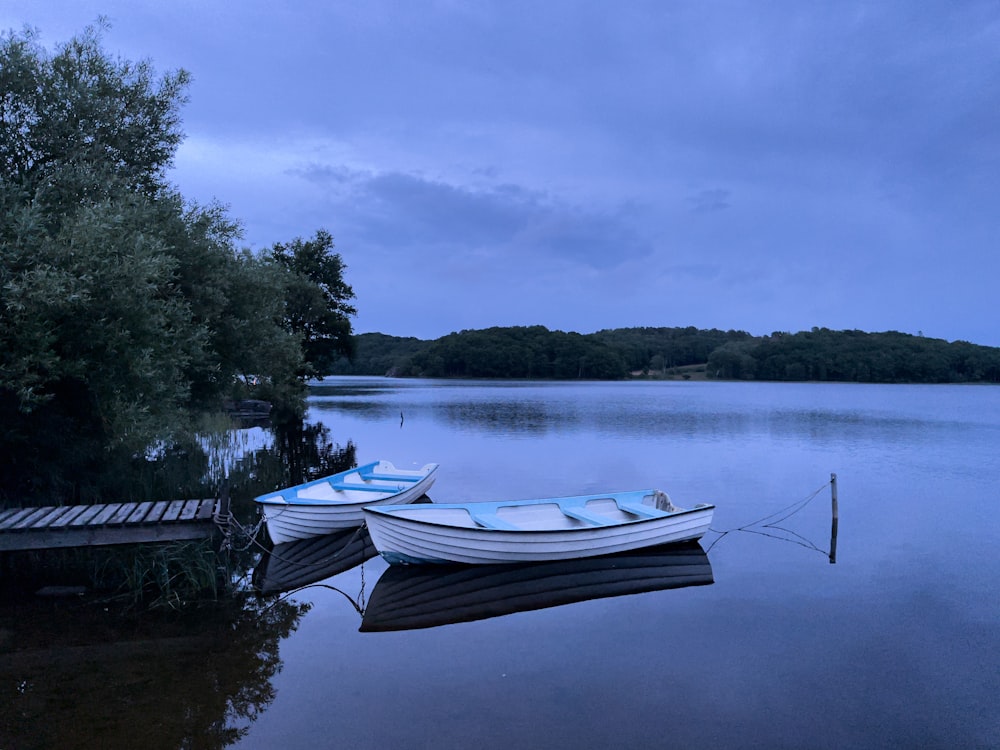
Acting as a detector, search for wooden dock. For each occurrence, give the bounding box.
[0,499,223,552]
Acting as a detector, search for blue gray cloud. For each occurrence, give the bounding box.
[295,165,653,270]
[4,0,999,344]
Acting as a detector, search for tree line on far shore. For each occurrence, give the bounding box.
[329,326,1000,384]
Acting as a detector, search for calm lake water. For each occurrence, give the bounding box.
[4,378,1000,749]
[242,378,1000,750]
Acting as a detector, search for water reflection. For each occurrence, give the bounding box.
[307,379,1000,451]
[0,594,308,750]
[439,400,565,436]
[253,527,378,595]
[704,477,839,562]
[216,417,358,579]
[255,534,716,634]
[0,415,357,748]
[360,542,713,632]
[243,381,1000,748]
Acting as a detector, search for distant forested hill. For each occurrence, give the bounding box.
[707,328,1000,383]
[329,326,627,379]
[325,326,1000,384]
[590,326,753,372]
[326,333,428,376]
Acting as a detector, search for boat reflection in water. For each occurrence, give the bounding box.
[360,541,713,632]
[253,525,379,595]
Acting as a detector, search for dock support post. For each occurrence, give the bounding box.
[215,479,232,542]
[829,473,838,564]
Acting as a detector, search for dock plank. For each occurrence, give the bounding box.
[12,508,54,530]
[32,506,76,528]
[125,503,152,524]
[0,508,39,530]
[90,504,125,526]
[142,501,171,524]
[33,507,71,529]
[67,504,107,527]
[162,500,187,522]
[108,503,138,525]
[48,505,92,528]
[177,500,202,522]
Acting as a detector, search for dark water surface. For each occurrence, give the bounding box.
[4,379,999,748]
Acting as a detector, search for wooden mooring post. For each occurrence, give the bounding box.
[829,472,839,564]
[213,480,233,547]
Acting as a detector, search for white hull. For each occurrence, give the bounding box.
[255,460,438,544]
[363,490,714,565]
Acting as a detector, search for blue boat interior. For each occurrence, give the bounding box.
[257,461,429,503]
[358,469,423,483]
[374,491,689,530]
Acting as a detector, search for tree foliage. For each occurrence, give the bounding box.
[401,326,626,379]
[326,332,428,376]
[331,326,1000,385]
[707,328,1000,383]
[331,326,754,380]
[590,326,753,372]
[0,26,354,503]
[269,230,356,378]
[0,23,188,203]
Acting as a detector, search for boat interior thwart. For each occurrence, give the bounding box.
[363,489,715,565]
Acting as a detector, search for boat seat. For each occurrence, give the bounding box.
[469,512,520,531]
[359,472,420,482]
[330,482,401,492]
[615,500,664,519]
[559,506,614,526]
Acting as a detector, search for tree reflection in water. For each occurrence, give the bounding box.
[0,417,353,747]
[0,594,309,749]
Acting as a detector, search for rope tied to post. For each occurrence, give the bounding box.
[706,476,836,557]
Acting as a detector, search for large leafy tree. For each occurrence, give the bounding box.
[1,25,207,458]
[269,230,356,378]
[0,24,188,202]
[0,25,350,502]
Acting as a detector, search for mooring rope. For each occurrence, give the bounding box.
[223,506,372,573]
[263,555,368,616]
[221,513,268,554]
[705,479,832,555]
[274,578,367,615]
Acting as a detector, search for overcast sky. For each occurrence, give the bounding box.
[4,1,999,345]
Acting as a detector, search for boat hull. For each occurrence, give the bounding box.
[363,491,714,565]
[255,461,437,544]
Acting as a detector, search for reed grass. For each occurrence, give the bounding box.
[90,540,223,608]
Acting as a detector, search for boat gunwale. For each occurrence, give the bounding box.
[254,462,438,506]
[363,496,714,535]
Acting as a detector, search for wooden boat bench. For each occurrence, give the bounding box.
[329,482,406,492]
[358,471,422,483]
[614,500,665,519]
[558,505,615,526]
[468,512,520,531]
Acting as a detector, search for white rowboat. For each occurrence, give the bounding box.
[254,460,438,544]
[363,489,714,565]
